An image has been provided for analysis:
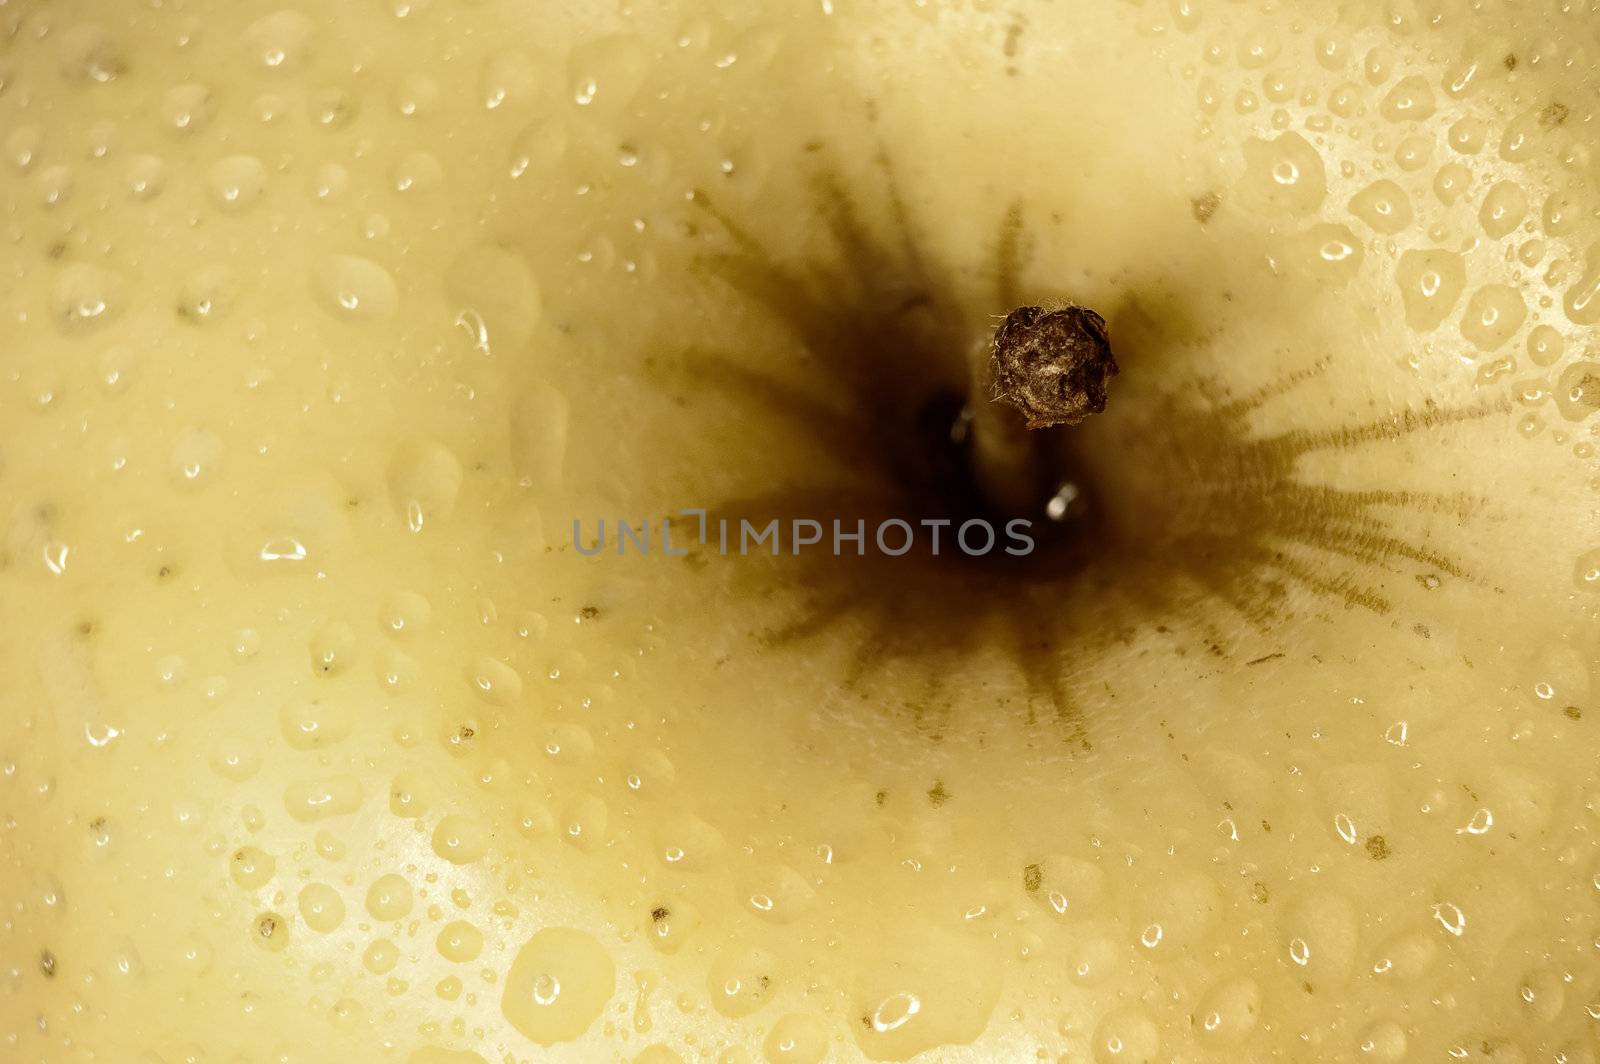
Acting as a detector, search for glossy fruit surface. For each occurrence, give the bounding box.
[2,1,1598,1061]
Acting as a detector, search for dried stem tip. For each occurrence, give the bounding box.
[991,305,1117,429]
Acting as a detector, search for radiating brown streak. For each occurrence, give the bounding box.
[676,351,876,476]
[1212,359,1331,420]
[665,148,1504,745]
[1277,400,1512,456]
[995,200,1030,310]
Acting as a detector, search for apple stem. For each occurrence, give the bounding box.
[968,305,1118,516]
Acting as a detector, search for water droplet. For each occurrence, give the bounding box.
[298,883,346,933]
[254,912,289,951]
[502,928,615,1045]
[443,244,542,352]
[171,427,224,487]
[1432,162,1472,205]
[1293,223,1363,282]
[431,815,489,864]
[1479,181,1529,240]
[1574,548,1600,591]
[313,255,398,320]
[764,1012,827,1064]
[247,10,315,72]
[1555,362,1600,422]
[1432,901,1467,936]
[1447,116,1487,155]
[1460,284,1527,352]
[1356,1019,1408,1061]
[52,264,121,333]
[1565,241,1600,325]
[364,938,399,974]
[283,775,362,821]
[1242,132,1327,214]
[480,51,536,110]
[366,873,414,921]
[1527,324,1565,367]
[209,154,267,211]
[160,83,215,135]
[386,438,462,532]
[1395,249,1466,331]
[1379,75,1435,121]
[1195,976,1262,1045]
[1348,179,1412,234]
[1093,1008,1160,1063]
[230,846,276,889]
[437,920,483,963]
[279,696,351,750]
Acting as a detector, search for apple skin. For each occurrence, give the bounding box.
[3,1,1600,1063]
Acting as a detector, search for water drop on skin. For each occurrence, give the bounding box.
[502,928,615,1045]
[1292,223,1362,282]
[299,883,346,933]
[1092,1009,1160,1063]
[1460,284,1527,352]
[364,938,399,974]
[1379,75,1435,122]
[1348,179,1412,234]
[1571,549,1600,591]
[312,255,399,319]
[431,815,489,864]
[1564,241,1600,325]
[1395,249,1467,331]
[246,10,315,73]
[1242,132,1327,214]
[365,874,414,921]
[170,428,224,487]
[387,438,464,533]
[1194,976,1262,1045]
[436,921,483,963]
[1479,181,1529,240]
[209,155,268,211]
[51,264,121,333]
[1553,362,1600,422]
[230,846,276,889]
[763,1013,828,1063]
[1527,324,1565,366]
[160,83,215,135]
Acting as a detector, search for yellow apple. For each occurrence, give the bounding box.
[2,0,1598,1062]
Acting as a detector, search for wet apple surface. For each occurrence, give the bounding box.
[2,1,1599,1062]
